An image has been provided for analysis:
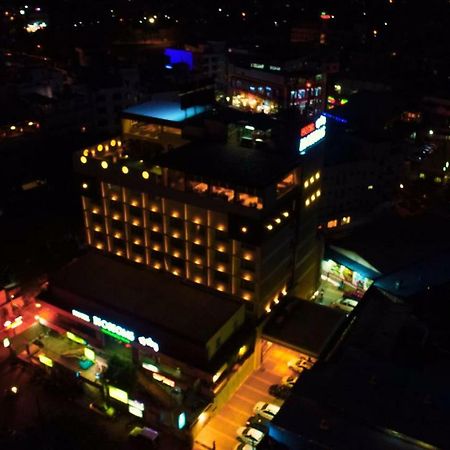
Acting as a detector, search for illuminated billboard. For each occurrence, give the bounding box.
[299,115,326,155]
[71,309,160,351]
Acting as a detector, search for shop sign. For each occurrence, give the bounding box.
[71,309,159,351]
[299,114,326,155]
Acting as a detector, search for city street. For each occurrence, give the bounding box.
[0,351,187,450]
[194,344,301,450]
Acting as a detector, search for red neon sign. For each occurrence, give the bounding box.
[301,122,315,137]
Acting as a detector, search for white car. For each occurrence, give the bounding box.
[234,442,254,450]
[333,298,358,313]
[288,358,313,372]
[237,427,265,446]
[281,375,298,388]
[253,401,280,420]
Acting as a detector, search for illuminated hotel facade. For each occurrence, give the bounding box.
[76,98,324,318]
[21,61,327,438]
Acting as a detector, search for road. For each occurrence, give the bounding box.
[0,350,188,450]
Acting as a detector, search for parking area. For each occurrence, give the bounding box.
[194,343,301,450]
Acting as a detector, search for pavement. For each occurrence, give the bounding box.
[194,343,301,450]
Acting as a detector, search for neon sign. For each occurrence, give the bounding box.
[299,115,326,155]
[71,309,159,351]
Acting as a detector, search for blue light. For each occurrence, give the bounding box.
[322,112,348,124]
[164,48,193,70]
[124,101,206,122]
[178,412,186,429]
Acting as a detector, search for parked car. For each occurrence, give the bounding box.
[288,358,313,372]
[332,298,358,313]
[88,402,116,418]
[253,402,280,420]
[246,415,270,433]
[237,427,265,446]
[233,443,253,450]
[269,384,292,400]
[281,375,298,388]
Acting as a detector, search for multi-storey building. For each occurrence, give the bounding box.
[225,46,326,118]
[20,65,326,438]
[77,98,324,317]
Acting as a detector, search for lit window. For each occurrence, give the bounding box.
[241,226,248,233]
[367,185,374,190]
[304,180,309,188]
[110,139,116,147]
[122,166,129,174]
[142,171,149,179]
[316,189,321,197]
[341,216,351,225]
[419,173,426,179]
[305,199,310,206]
[275,218,281,224]
[97,144,103,151]
[80,156,87,164]
[315,172,320,180]
[309,176,314,184]
[327,220,337,228]
[83,149,89,156]
[311,194,316,201]
[282,211,289,217]
[101,161,108,169]
[266,224,273,230]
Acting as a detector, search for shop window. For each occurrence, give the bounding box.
[327,220,338,229]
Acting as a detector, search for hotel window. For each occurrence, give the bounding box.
[190,223,206,236]
[151,250,164,262]
[171,238,184,250]
[215,229,228,242]
[236,192,263,209]
[240,279,255,291]
[241,259,255,271]
[211,185,234,202]
[192,244,206,257]
[215,251,230,263]
[149,211,162,223]
[214,271,230,283]
[187,179,209,195]
[276,172,295,197]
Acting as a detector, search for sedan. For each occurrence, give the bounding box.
[246,415,270,434]
[253,402,280,421]
[237,427,265,446]
[288,358,313,372]
[269,384,292,400]
[281,375,298,388]
[233,444,253,450]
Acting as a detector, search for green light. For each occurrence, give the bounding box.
[108,385,129,404]
[178,412,186,430]
[66,331,86,345]
[84,347,96,361]
[100,327,131,343]
[39,354,54,368]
